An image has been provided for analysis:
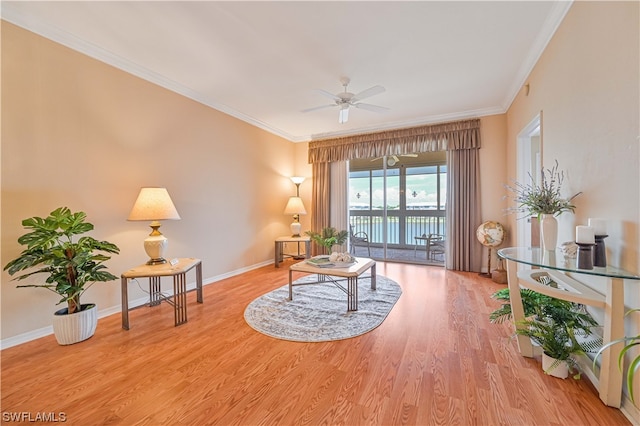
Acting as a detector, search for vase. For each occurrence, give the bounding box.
[52,303,97,345]
[540,214,558,252]
[542,352,569,379]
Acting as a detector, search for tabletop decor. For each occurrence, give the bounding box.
[575,225,595,269]
[505,160,580,251]
[306,227,348,254]
[589,218,608,267]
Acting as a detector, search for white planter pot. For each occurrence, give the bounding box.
[542,352,569,379]
[52,304,97,345]
[540,214,558,251]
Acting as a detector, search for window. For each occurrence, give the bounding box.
[348,153,447,263]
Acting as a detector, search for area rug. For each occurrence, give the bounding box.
[244,274,402,342]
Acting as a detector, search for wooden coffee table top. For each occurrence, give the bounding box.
[289,257,375,277]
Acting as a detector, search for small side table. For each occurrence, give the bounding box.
[275,236,311,267]
[121,258,203,330]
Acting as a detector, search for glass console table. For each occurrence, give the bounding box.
[497,247,640,408]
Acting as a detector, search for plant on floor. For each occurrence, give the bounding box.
[306,227,348,254]
[516,314,602,379]
[4,207,120,314]
[490,282,602,379]
[490,288,555,323]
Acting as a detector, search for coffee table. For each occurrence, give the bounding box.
[288,257,376,311]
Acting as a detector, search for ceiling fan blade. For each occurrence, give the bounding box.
[354,103,390,113]
[301,104,336,113]
[352,85,385,102]
[314,89,341,102]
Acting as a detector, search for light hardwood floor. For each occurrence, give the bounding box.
[1,260,631,425]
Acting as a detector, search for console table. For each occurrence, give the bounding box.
[275,236,311,267]
[121,258,203,329]
[498,247,639,408]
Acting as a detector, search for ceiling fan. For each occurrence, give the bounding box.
[371,154,418,166]
[302,77,389,124]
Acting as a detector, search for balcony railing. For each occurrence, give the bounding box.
[350,211,446,249]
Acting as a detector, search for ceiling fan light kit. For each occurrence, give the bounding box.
[303,77,389,124]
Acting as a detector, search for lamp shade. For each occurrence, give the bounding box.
[128,188,181,221]
[284,197,307,215]
[290,176,306,185]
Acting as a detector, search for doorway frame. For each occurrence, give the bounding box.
[516,112,543,247]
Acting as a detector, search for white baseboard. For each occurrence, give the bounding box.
[0,259,273,350]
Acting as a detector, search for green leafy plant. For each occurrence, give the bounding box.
[593,308,640,402]
[505,160,581,218]
[306,227,348,253]
[516,316,602,378]
[490,288,556,324]
[491,283,602,379]
[4,207,120,315]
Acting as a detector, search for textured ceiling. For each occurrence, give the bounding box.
[1,1,572,142]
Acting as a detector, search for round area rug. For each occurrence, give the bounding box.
[244,274,402,342]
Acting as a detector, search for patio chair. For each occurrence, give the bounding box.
[428,235,445,261]
[349,225,371,256]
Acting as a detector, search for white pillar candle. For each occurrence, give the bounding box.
[588,218,607,236]
[576,225,595,244]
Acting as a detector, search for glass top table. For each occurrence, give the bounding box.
[497,246,637,408]
[497,247,640,281]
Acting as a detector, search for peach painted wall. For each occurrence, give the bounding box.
[1,22,301,342]
[506,1,639,409]
[477,114,508,271]
[507,2,639,268]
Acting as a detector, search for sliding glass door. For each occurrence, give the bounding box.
[348,152,447,264]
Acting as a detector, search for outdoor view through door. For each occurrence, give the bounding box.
[349,152,446,265]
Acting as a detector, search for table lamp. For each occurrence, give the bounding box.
[284,196,307,237]
[128,187,181,265]
[284,177,306,237]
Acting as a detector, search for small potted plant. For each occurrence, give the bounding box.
[516,315,601,379]
[505,160,580,250]
[3,207,120,345]
[306,227,348,254]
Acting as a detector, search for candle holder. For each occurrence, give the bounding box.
[594,234,608,267]
[576,242,595,270]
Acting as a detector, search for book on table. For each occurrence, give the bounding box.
[305,256,334,267]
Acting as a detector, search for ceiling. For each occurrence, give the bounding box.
[1,1,572,142]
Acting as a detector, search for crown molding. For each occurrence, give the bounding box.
[1,5,300,142]
[502,0,573,111]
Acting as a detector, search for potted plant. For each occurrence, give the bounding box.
[516,315,602,379]
[490,278,602,379]
[3,207,120,345]
[505,160,580,250]
[306,227,348,254]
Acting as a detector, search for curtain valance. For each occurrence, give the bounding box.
[308,118,480,163]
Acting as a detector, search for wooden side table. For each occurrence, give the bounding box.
[121,258,203,330]
[275,236,311,267]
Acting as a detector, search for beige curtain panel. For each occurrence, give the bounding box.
[308,118,480,163]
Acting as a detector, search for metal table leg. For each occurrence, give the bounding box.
[173,272,188,326]
[121,277,129,330]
